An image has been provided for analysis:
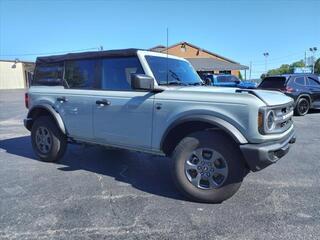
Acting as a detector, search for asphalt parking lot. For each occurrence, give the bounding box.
[0,89,320,240]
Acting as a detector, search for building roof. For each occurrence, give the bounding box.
[149,45,166,52]
[36,48,140,63]
[150,41,240,64]
[0,59,35,64]
[187,58,249,71]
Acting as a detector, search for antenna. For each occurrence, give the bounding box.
[166,27,169,85]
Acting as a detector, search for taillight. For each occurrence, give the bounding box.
[25,93,29,109]
[285,86,294,93]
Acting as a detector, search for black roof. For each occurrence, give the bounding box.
[266,73,319,79]
[36,48,140,64]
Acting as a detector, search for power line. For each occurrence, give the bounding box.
[0,47,100,57]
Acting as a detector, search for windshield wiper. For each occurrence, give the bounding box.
[168,81,188,86]
[188,82,203,86]
[169,70,181,82]
[160,81,187,86]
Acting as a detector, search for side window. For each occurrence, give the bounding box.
[65,59,100,89]
[216,76,229,83]
[230,76,240,82]
[307,77,320,87]
[294,77,306,86]
[101,57,144,90]
[33,63,63,86]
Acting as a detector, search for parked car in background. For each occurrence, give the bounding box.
[201,74,257,89]
[258,74,320,116]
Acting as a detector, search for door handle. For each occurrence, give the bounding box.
[57,96,68,103]
[96,99,111,106]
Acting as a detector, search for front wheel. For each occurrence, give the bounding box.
[171,131,247,203]
[295,98,310,116]
[31,116,67,162]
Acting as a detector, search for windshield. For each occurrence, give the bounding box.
[145,56,202,85]
[259,77,286,89]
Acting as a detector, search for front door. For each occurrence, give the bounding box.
[92,57,154,149]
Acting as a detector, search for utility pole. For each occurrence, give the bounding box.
[304,51,307,66]
[309,47,318,73]
[263,52,269,74]
[249,61,252,80]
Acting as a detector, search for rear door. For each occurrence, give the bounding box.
[54,59,101,140]
[307,77,320,108]
[92,57,154,149]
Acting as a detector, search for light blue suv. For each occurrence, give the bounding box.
[24,49,296,203]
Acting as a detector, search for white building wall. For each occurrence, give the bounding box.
[0,61,26,89]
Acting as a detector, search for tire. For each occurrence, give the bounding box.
[171,130,246,203]
[31,116,67,162]
[294,97,310,116]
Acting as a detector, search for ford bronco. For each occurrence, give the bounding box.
[24,49,296,203]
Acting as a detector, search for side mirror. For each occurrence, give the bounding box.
[131,74,155,91]
[204,77,212,86]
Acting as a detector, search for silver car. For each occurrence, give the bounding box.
[24,49,296,203]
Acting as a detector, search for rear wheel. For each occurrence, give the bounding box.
[31,116,67,162]
[171,131,247,203]
[295,98,310,116]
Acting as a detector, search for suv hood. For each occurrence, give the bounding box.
[169,86,293,106]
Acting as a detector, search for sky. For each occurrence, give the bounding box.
[0,0,319,78]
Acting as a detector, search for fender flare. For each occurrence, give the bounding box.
[296,94,312,107]
[160,114,248,150]
[26,104,66,134]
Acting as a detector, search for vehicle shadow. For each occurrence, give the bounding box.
[0,136,184,201]
[308,109,320,114]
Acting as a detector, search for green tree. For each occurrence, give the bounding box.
[289,60,305,73]
[266,60,306,76]
[260,73,267,79]
[315,58,320,74]
[267,64,290,75]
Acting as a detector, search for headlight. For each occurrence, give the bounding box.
[266,110,275,131]
[258,104,293,135]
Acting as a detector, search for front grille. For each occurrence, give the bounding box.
[272,104,294,133]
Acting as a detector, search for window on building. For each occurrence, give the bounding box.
[33,63,64,86]
[219,71,231,74]
[65,59,101,89]
[101,57,144,90]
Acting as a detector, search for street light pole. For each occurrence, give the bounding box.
[263,52,269,75]
[309,47,318,73]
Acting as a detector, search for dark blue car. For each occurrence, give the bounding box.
[203,74,257,89]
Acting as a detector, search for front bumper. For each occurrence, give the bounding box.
[240,130,296,172]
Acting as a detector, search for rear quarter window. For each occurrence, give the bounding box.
[65,59,101,89]
[259,77,286,89]
[33,63,64,86]
[293,77,306,86]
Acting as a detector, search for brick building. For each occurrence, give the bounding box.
[150,41,248,77]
